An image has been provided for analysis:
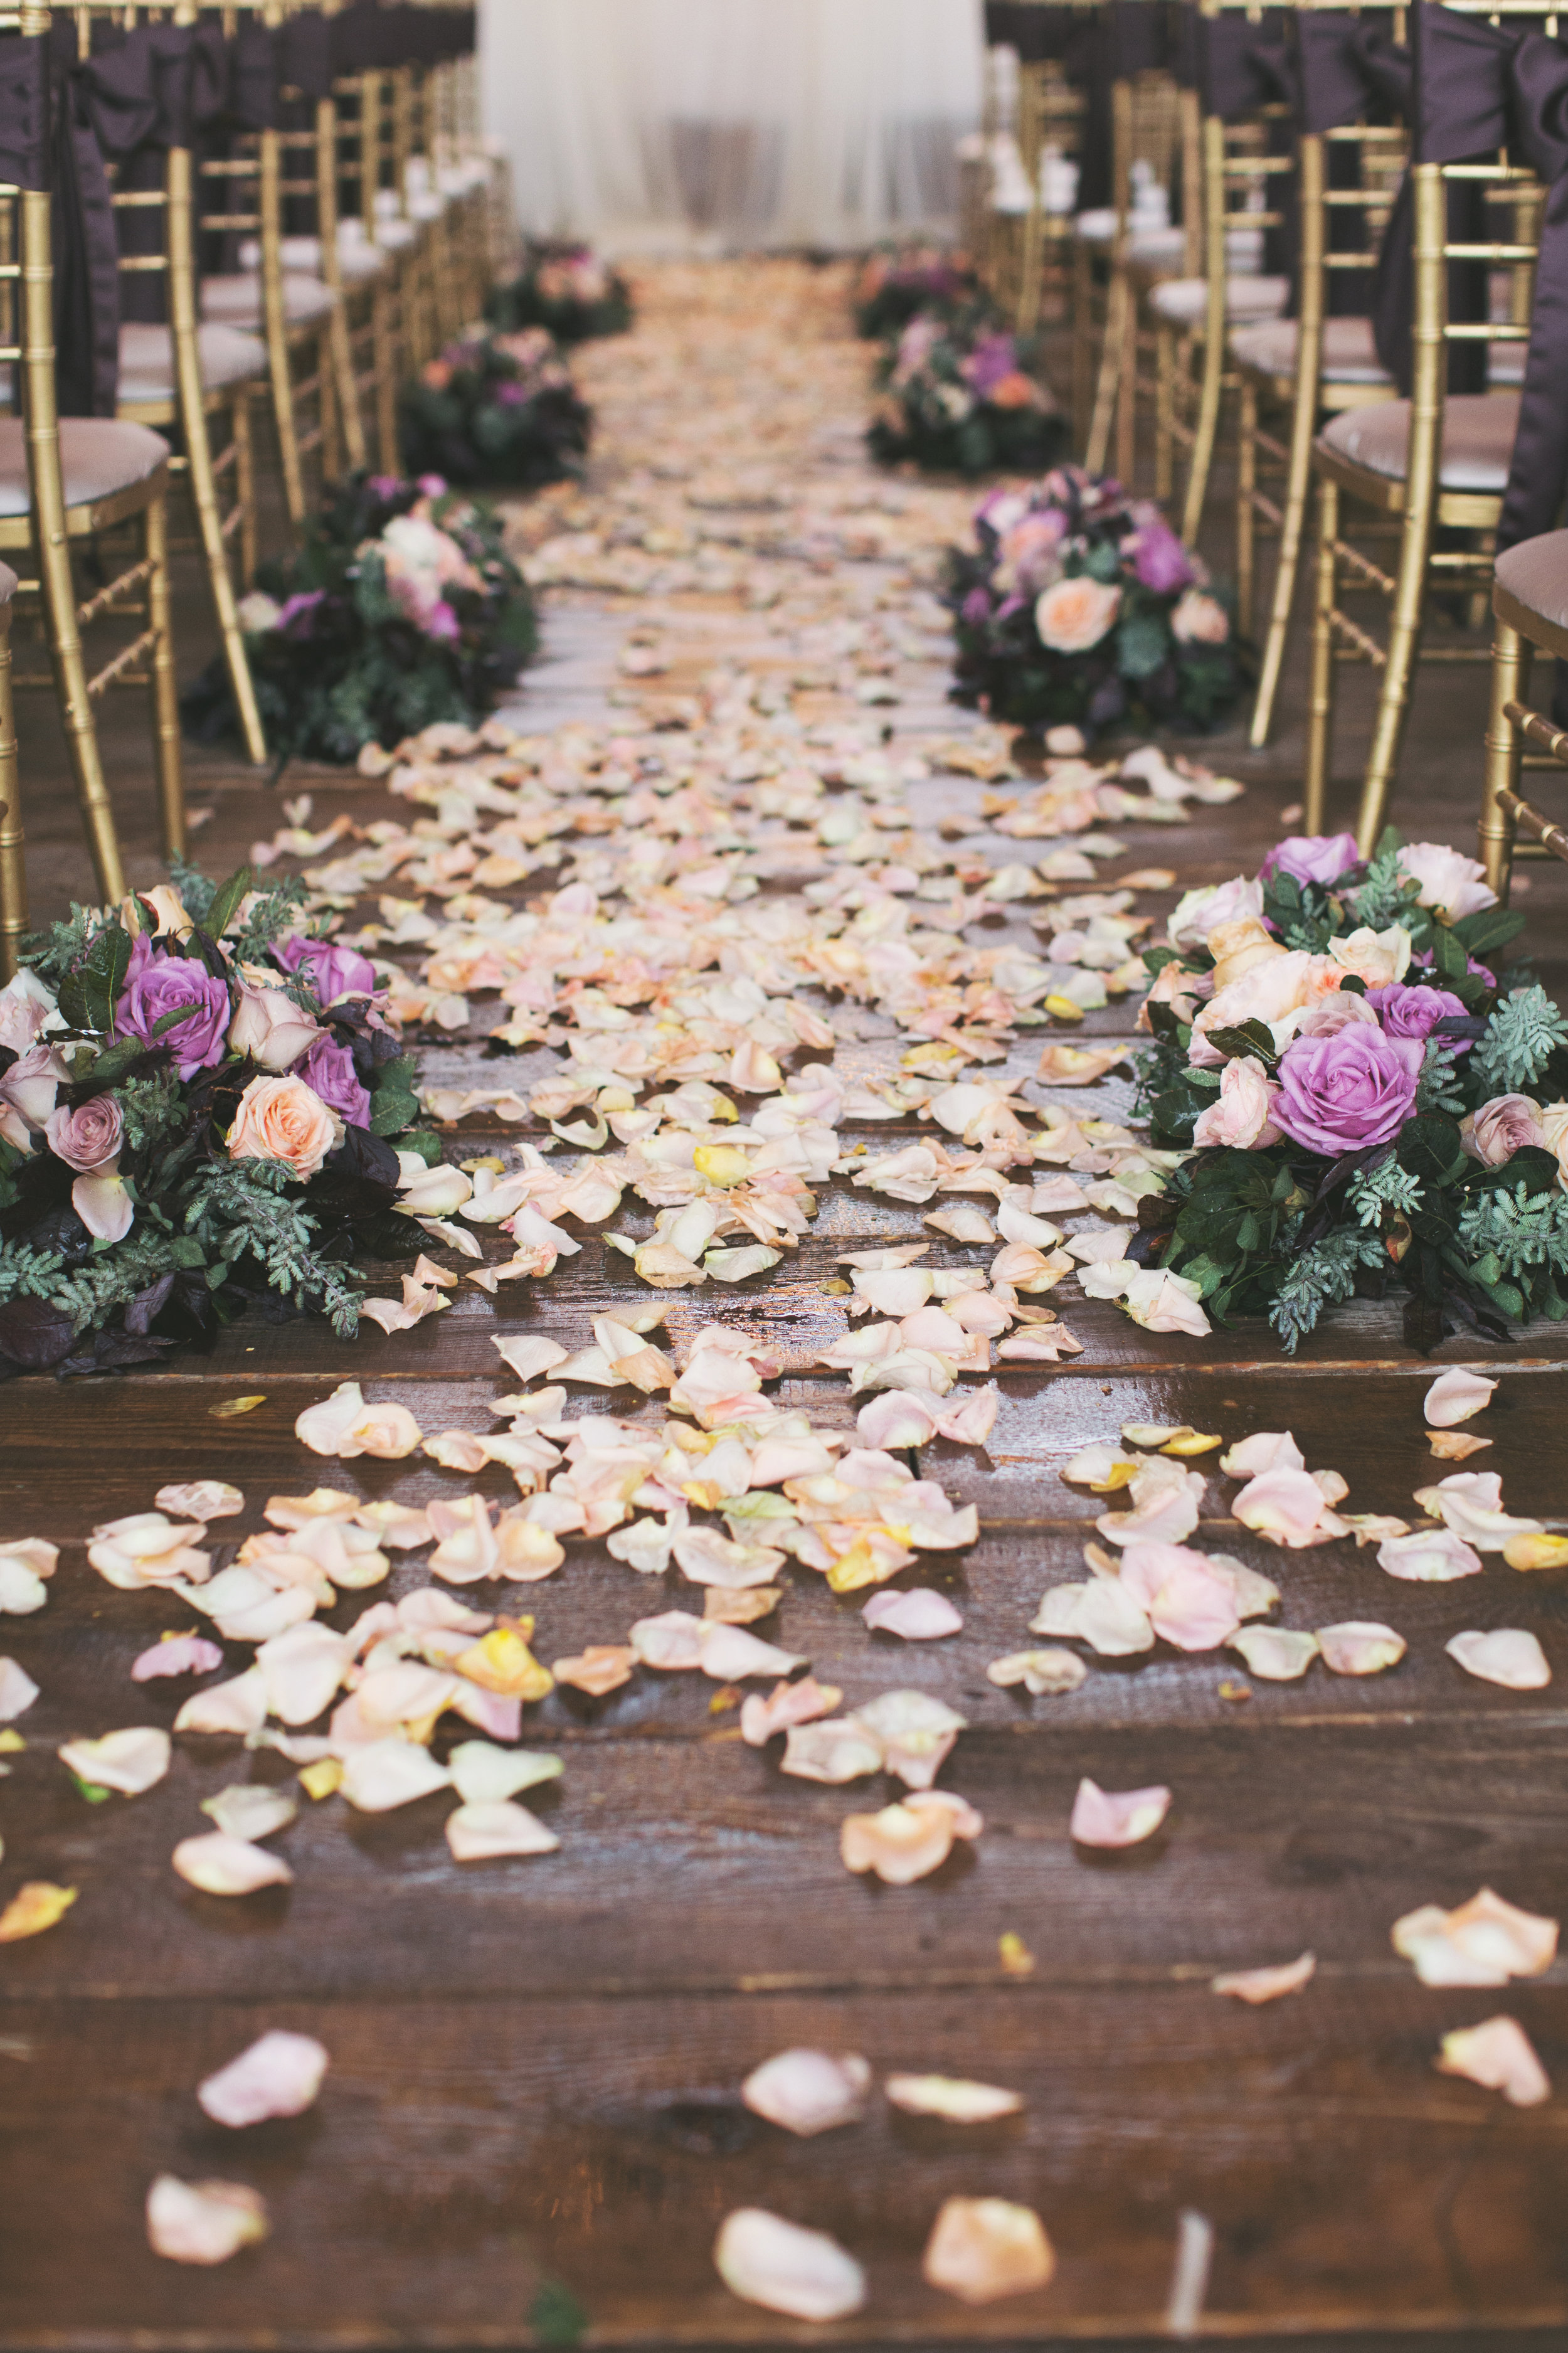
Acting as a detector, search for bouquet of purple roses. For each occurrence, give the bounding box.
[1128,825,1568,1352]
[867,305,1064,477]
[944,466,1242,736]
[853,243,981,340]
[0,867,438,1376]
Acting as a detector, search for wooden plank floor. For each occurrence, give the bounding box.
[4,260,1568,2350]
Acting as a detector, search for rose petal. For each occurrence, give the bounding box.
[445,1799,560,1860]
[1211,1951,1316,2004]
[131,1635,225,1682]
[714,2209,866,2322]
[156,1482,243,1521]
[1069,1776,1171,1847]
[198,2031,329,2127]
[57,1726,170,1796]
[986,1647,1086,1696]
[1392,1888,1558,1985]
[172,1833,293,1895]
[1446,1628,1551,1689]
[884,2073,1024,2122]
[146,2176,268,2265]
[1377,1527,1483,1583]
[1436,2015,1551,2105]
[201,1783,297,1842]
[0,1881,77,1940]
[0,1656,39,1719]
[1227,1627,1320,1681]
[1424,1369,1497,1428]
[741,2048,871,2135]
[840,1790,983,1884]
[923,2196,1055,2305]
[338,1741,452,1813]
[861,1588,963,1641]
[1317,1621,1406,1676]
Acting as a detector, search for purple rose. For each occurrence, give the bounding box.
[275,590,326,638]
[1259,832,1362,887]
[1272,1024,1424,1157]
[494,380,528,407]
[961,332,1019,396]
[116,950,231,1080]
[1367,982,1472,1051]
[1128,520,1194,596]
[299,1035,371,1127]
[274,935,378,1006]
[423,602,462,643]
[961,586,992,625]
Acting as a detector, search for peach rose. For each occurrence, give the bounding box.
[227,1073,342,1181]
[1327,923,1412,989]
[1463,1093,1547,1167]
[120,883,194,940]
[988,370,1042,410]
[228,983,321,1073]
[1189,949,1322,1065]
[1192,1054,1282,1150]
[1035,575,1120,654]
[1171,589,1230,645]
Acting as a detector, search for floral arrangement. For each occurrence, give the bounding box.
[867,307,1063,477]
[183,474,538,767]
[852,243,980,341]
[485,238,634,344]
[0,869,434,1376]
[943,466,1243,736]
[1130,826,1568,1353]
[400,326,593,491]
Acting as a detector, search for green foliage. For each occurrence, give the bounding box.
[1269,1228,1386,1353]
[1348,845,1419,932]
[231,874,311,963]
[1456,1182,1568,1279]
[167,858,217,924]
[184,1159,364,1337]
[1348,1158,1426,1227]
[0,1240,66,1302]
[19,904,98,982]
[1414,1040,1466,1115]
[400,329,593,489]
[1473,984,1568,1094]
[115,1068,185,1152]
[47,1228,183,1334]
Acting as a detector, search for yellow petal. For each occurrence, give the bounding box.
[1503,1532,1568,1571]
[209,1396,267,1420]
[1161,1430,1222,1458]
[0,1881,77,1941]
[1043,994,1085,1023]
[298,1758,343,1801]
[693,1144,751,1188]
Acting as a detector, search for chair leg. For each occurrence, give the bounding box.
[268,316,308,536]
[1251,396,1316,752]
[1154,324,1175,501]
[1115,301,1138,489]
[1085,265,1126,479]
[189,394,267,768]
[374,275,400,474]
[0,603,24,981]
[319,326,341,486]
[328,295,366,474]
[1180,332,1224,547]
[235,387,257,588]
[1479,615,1528,905]
[1072,242,1093,450]
[1236,375,1256,638]
[145,495,184,865]
[1303,476,1338,837]
[1356,493,1434,855]
[40,536,125,904]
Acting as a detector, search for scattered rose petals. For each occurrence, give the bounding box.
[156,1481,243,1520]
[445,1800,560,1860]
[0,1880,76,1940]
[1392,1887,1558,1985]
[1232,1467,1345,1549]
[1069,1777,1172,1847]
[923,2196,1055,2305]
[172,1834,294,1896]
[1424,1369,1497,1426]
[1317,1622,1406,1676]
[884,2073,1023,2122]
[840,1790,983,1884]
[1436,2015,1550,2106]
[741,1674,840,1745]
[1504,1531,1568,1571]
[57,1726,170,1796]
[1227,1627,1319,1681]
[146,2176,268,2265]
[339,1741,452,1813]
[132,1634,224,1682]
[1446,1628,1550,1689]
[198,2031,329,2127]
[714,2208,865,2322]
[861,1587,962,1641]
[448,1742,562,1804]
[987,1647,1086,1696]
[1412,1472,1544,1553]
[294,1380,422,1460]
[0,1657,38,1719]
[1211,1952,1316,2004]
[1219,1431,1303,1477]
[551,1645,636,1696]
[1377,1527,1483,1582]
[201,1784,297,1842]
[741,2048,871,2135]
[1428,1430,1492,1460]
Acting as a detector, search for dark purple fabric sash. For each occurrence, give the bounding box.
[1068,3,1170,215]
[1292,11,1409,319]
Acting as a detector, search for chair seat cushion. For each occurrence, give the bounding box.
[117,321,267,406]
[371,218,420,252]
[1494,529,1568,630]
[1150,274,1290,326]
[240,233,390,284]
[1229,313,1392,385]
[1075,209,1186,260]
[201,273,339,328]
[0,418,169,518]
[1319,392,1520,492]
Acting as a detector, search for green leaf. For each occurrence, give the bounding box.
[204,865,253,943]
[1430,924,1469,982]
[1116,611,1168,680]
[1397,1111,1465,1187]
[1202,1019,1279,1068]
[1451,905,1526,958]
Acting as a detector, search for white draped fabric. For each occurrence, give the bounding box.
[479,0,984,253]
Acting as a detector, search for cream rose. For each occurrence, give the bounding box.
[1192,1054,1282,1150]
[1168,875,1263,952]
[1171,590,1230,645]
[120,882,194,940]
[1189,949,1322,1066]
[1036,575,1120,654]
[1534,1100,1568,1188]
[228,983,321,1073]
[1327,923,1412,989]
[1396,842,1498,922]
[227,1073,342,1181]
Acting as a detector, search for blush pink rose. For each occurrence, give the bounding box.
[1396,842,1497,922]
[1463,1093,1547,1167]
[1170,589,1230,645]
[227,1073,342,1181]
[1192,1054,1282,1150]
[1285,991,1380,1046]
[227,984,321,1073]
[1035,575,1120,653]
[45,1093,122,1173]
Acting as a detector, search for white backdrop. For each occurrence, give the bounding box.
[479,0,984,253]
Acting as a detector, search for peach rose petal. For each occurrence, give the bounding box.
[1211,1951,1316,2004]
[884,2073,1024,2122]
[1428,1430,1492,1460]
[0,1655,39,1719]
[1412,1472,1544,1553]
[741,2048,871,2136]
[987,1647,1086,1696]
[551,1645,637,1697]
[201,1783,297,1842]
[445,1800,560,1861]
[1317,1622,1406,1676]
[1069,1776,1172,1847]
[198,2031,329,2127]
[1377,1527,1483,1583]
[172,1834,294,1896]
[923,2196,1055,2306]
[840,1790,983,1884]
[131,1635,225,1682]
[493,1335,570,1383]
[0,1881,77,1940]
[862,1587,963,1641]
[1219,1431,1304,1477]
[174,1668,268,1736]
[146,2175,269,2266]
[156,1481,243,1521]
[338,1741,452,1814]
[1505,1532,1568,1571]
[713,2209,865,2322]
[741,1674,840,1745]
[1227,1627,1319,1681]
[1392,1888,1559,1985]
[1436,2015,1550,2106]
[1446,1628,1551,1689]
[58,1726,171,1795]
[1424,1369,1497,1427]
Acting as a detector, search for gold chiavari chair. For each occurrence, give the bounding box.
[1478,531,1568,895]
[1231,3,1407,746]
[329,34,403,473]
[1304,0,1552,847]
[1005,4,1093,336]
[0,561,22,977]
[66,0,270,767]
[1146,0,1295,541]
[0,6,183,902]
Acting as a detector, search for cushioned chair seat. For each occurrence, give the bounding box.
[201,272,338,328]
[1493,529,1568,630]
[239,233,390,284]
[370,218,419,252]
[117,321,267,406]
[0,418,169,518]
[1489,340,1526,386]
[1149,274,1290,326]
[1228,312,1391,385]
[1318,392,1520,492]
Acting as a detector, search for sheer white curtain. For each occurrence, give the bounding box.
[479,0,983,253]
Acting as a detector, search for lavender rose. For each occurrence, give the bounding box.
[299,1036,371,1128]
[273,935,378,1006]
[1366,981,1472,1051]
[45,1093,122,1173]
[1271,1024,1423,1157]
[1259,832,1361,887]
[1128,519,1194,596]
[117,951,231,1081]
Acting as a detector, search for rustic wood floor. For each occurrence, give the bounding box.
[3,261,1567,2351]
